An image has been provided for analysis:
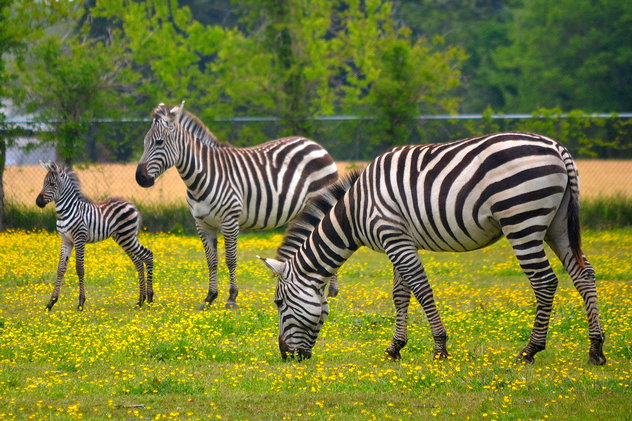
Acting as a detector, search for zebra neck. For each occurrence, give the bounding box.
[55,187,88,216]
[294,220,358,282]
[174,133,215,190]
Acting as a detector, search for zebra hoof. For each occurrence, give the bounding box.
[588,353,606,366]
[433,351,449,360]
[588,338,606,365]
[296,348,312,361]
[46,297,58,311]
[198,302,210,311]
[385,349,401,361]
[516,352,536,364]
[225,301,238,309]
[76,305,84,312]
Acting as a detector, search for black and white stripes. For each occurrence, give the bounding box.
[261,132,606,365]
[136,103,338,309]
[36,161,153,310]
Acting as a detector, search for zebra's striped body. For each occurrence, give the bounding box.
[36,161,154,310]
[261,132,606,364]
[136,103,338,309]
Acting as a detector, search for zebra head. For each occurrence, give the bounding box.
[259,256,329,361]
[136,102,185,188]
[36,161,65,207]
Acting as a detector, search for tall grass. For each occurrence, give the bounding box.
[5,195,631,233]
[581,194,632,229]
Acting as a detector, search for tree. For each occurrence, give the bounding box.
[338,0,464,149]
[491,0,632,112]
[0,0,24,230]
[92,0,224,116]
[10,0,134,165]
[393,0,512,113]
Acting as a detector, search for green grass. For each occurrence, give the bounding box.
[0,229,630,420]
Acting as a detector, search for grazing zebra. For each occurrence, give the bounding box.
[36,161,154,310]
[135,102,338,309]
[259,132,606,365]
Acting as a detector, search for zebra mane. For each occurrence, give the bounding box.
[153,103,230,148]
[276,169,362,261]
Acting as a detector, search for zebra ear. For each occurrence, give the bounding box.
[40,160,56,172]
[170,100,185,122]
[257,256,287,278]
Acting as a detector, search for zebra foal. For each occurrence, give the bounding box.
[260,132,606,365]
[135,102,338,309]
[36,161,154,310]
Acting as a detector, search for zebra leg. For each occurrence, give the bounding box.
[385,242,448,360]
[132,256,146,307]
[328,272,339,298]
[114,234,151,307]
[508,238,558,364]
[222,218,239,309]
[75,238,87,311]
[144,247,154,303]
[385,269,411,360]
[546,236,606,365]
[47,239,72,311]
[196,221,219,310]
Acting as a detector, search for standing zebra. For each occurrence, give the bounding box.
[135,102,338,309]
[259,132,606,365]
[36,161,154,310]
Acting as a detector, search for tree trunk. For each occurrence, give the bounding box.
[0,138,6,231]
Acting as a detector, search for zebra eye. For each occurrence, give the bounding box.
[155,139,164,146]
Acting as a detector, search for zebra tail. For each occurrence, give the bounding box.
[563,149,585,269]
[567,191,585,268]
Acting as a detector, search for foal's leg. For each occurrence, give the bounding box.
[114,233,150,307]
[74,236,88,311]
[47,238,73,311]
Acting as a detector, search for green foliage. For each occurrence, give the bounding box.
[492,0,632,112]
[9,0,133,164]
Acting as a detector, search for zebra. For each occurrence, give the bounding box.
[135,102,338,309]
[36,161,154,310]
[259,132,606,365]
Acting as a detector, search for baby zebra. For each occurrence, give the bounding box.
[36,161,154,310]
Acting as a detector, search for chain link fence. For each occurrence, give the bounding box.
[4,114,632,213]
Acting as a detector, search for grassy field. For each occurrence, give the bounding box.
[6,160,632,206]
[0,229,630,420]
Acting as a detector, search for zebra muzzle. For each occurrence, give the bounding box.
[35,194,47,208]
[135,164,155,188]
